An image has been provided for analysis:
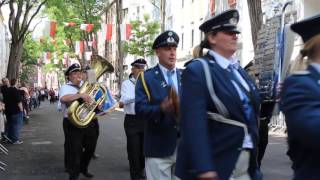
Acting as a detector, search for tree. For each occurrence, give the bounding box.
[5,0,47,79]
[115,0,123,91]
[20,34,41,83]
[124,14,160,58]
[247,0,263,50]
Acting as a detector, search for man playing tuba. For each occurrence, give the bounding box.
[59,63,99,180]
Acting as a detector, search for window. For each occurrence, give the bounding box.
[210,0,215,15]
[228,0,237,8]
[181,33,184,50]
[191,29,194,47]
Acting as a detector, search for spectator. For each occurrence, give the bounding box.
[4,79,24,144]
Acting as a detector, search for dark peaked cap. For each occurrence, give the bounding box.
[291,13,320,43]
[131,58,147,68]
[65,63,81,76]
[152,30,179,49]
[199,9,240,33]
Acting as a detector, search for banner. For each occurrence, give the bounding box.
[42,21,57,37]
[105,24,112,40]
[80,24,94,32]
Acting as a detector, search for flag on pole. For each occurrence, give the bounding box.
[63,22,77,27]
[42,21,57,37]
[120,24,132,41]
[80,24,95,32]
[105,24,112,40]
[75,41,85,55]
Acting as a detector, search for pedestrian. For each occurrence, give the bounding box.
[280,13,320,180]
[120,58,147,180]
[0,78,9,139]
[176,9,261,180]
[135,30,181,180]
[4,79,24,145]
[59,63,99,180]
[20,82,30,123]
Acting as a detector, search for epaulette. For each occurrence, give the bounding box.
[291,70,310,76]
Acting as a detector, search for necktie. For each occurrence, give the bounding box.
[167,70,174,87]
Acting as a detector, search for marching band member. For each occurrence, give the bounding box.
[176,9,261,180]
[59,64,99,180]
[120,58,147,180]
[135,30,182,180]
[280,13,320,180]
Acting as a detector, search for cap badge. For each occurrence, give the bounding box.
[229,17,238,25]
[233,12,238,18]
[167,37,175,43]
[168,31,173,36]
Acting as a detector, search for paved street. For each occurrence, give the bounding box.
[0,101,293,180]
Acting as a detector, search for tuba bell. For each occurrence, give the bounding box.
[68,55,114,128]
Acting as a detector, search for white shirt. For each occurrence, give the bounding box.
[59,82,80,118]
[158,64,179,93]
[120,77,136,115]
[209,50,253,149]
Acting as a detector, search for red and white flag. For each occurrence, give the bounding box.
[105,24,113,40]
[80,24,94,32]
[75,41,85,55]
[121,24,132,41]
[63,22,77,27]
[42,21,57,37]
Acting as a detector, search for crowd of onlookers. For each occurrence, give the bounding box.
[0,77,58,145]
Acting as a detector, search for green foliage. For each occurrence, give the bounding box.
[20,35,42,82]
[124,14,160,58]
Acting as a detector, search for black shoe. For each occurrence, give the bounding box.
[81,171,94,178]
[92,153,99,159]
[69,175,79,180]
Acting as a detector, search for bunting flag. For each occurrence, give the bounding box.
[105,24,113,40]
[120,24,132,41]
[42,21,57,37]
[80,24,94,32]
[63,22,77,27]
[75,41,85,55]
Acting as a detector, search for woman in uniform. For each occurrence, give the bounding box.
[280,13,320,180]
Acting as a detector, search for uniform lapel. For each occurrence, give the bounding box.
[205,54,243,108]
[154,65,169,96]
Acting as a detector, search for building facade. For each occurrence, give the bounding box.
[0,8,10,79]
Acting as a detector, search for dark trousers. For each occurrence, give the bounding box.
[124,114,145,180]
[63,118,99,179]
[258,118,269,167]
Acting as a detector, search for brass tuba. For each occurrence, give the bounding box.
[68,55,114,128]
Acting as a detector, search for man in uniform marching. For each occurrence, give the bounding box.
[59,64,99,180]
[119,58,147,180]
[135,30,182,180]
